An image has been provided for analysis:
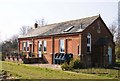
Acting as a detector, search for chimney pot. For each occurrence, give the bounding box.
[34,23,38,28]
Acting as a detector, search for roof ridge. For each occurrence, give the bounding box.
[18,15,100,38]
[41,15,99,27]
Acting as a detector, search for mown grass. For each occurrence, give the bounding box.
[116,59,120,64]
[1,61,113,79]
[73,68,119,79]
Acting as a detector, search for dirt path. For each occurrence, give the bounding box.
[29,64,62,70]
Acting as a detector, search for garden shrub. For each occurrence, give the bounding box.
[61,59,84,70]
[61,62,70,70]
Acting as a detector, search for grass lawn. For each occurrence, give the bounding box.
[73,68,119,79]
[116,59,120,64]
[0,61,115,79]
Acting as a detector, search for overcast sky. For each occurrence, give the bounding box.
[0,0,118,41]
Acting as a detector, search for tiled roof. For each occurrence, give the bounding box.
[18,15,99,38]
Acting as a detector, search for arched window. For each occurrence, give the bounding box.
[87,33,91,53]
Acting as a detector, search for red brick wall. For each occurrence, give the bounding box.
[72,38,80,59]
[54,38,59,53]
[47,38,52,54]
[19,34,81,64]
[81,18,113,53]
[81,17,115,66]
[53,34,80,59]
[34,37,53,63]
[19,41,23,51]
[34,39,38,57]
[66,39,72,53]
[18,17,115,66]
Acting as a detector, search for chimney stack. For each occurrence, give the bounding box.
[34,23,38,28]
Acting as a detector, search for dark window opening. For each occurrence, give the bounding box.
[78,46,79,54]
[24,47,26,51]
[87,38,90,44]
[27,47,29,51]
[39,45,42,51]
[44,47,47,52]
[43,41,47,52]
[87,46,90,52]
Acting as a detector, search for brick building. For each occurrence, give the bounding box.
[18,15,115,67]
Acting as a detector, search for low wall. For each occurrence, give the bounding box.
[5,56,23,63]
[5,56,46,64]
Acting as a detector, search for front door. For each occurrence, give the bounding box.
[38,41,42,58]
[108,46,112,64]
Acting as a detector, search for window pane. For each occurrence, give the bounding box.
[22,42,24,51]
[60,39,65,53]
[24,42,26,47]
[87,46,90,52]
[24,47,26,51]
[87,33,91,53]
[43,41,47,52]
[25,42,29,51]
[78,46,79,54]
[38,41,42,51]
[87,38,90,44]
[26,42,29,51]
[23,42,26,51]
[27,47,29,51]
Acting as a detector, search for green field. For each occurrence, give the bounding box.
[73,68,119,79]
[0,61,116,79]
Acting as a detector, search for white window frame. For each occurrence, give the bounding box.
[22,42,26,52]
[64,26,74,32]
[26,41,29,52]
[87,33,91,53]
[59,39,65,53]
[38,41,42,51]
[43,41,47,52]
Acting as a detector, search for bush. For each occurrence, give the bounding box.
[61,59,84,70]
[71,59,84,69]
[61,62,73,70]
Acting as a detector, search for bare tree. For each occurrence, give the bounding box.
[36,18,47,27]
[1,34,19,55]
[19,18,47,35]
[10,34,18,41]
[109,20,120,60]
[19,26,32,35]
[109,21,118,41]
[109,22,117,36]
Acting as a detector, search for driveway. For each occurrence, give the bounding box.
[29,64,62,70]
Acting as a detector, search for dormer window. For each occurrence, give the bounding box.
[64,26,74,32]
[87,33,91,53]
